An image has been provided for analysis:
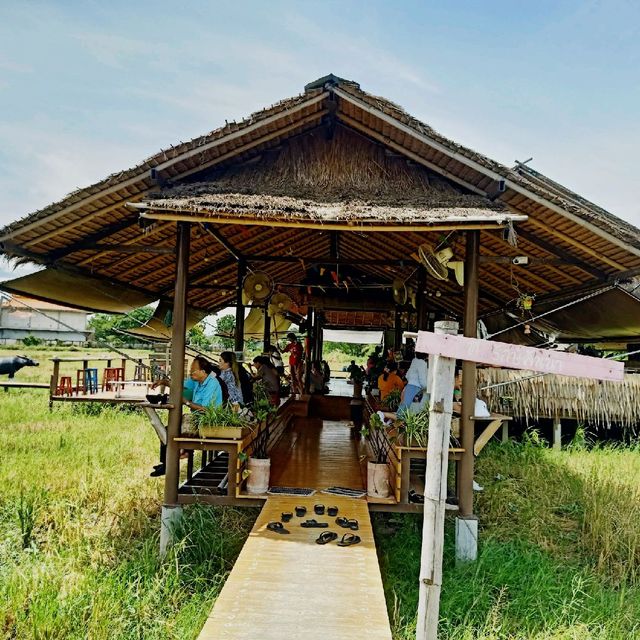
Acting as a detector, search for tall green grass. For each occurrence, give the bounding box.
[1,387,639,639]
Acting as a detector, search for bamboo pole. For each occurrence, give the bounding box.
[416,320,458,640]
[138,209,521,233]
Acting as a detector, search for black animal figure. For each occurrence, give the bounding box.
[0,355,39,378]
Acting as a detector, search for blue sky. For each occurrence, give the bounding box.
[1,0,639,279]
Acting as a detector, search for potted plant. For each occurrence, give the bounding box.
[361,412,393,498]
[192,403,250,439]
[241,382,278,494]
[381,388,402,412]
[397,408,429,448]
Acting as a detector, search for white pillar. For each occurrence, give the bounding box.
[553,416,562,451]
[455,516,478,563]
[160,504,183,557]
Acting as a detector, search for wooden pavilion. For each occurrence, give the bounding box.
[2,74,640,548]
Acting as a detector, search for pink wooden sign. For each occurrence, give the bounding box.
[415,331,624,381]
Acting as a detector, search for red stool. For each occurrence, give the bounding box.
[56,376,73,396]
[102,367,125,391]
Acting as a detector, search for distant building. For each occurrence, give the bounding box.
[0,295,90,344]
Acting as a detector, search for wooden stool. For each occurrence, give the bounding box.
[102,367,125,391]
[133,362,149,381]
[56,376,73,396]
[77,368,98,395]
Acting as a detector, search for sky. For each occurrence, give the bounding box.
[1,0,639,282]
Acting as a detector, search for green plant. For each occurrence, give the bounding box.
[248,383,278,459]
[398,409,429,447]
[382,388,402,412]
[21,335,43,347]
[193,403,248,431]
[361,412,393,463]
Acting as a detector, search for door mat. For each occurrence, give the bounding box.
[267,486,316,496]
[322,487,367,498]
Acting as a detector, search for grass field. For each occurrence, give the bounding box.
[1,348,639,639]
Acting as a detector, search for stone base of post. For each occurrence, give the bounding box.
[455,515,478,564]
[160,504,183,557]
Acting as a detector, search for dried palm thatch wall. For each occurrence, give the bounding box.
[477,368,640,427]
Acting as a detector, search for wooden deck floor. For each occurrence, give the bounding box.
[197,495,392,640]
[269,418,367,491]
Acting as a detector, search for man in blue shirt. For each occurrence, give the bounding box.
[150,355,222,477]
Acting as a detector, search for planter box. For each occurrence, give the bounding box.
[198,425,251,440]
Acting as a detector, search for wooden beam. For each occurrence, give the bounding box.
[248,254,417,266]
[164,222,190,506]
[70,243,174,255]
[525,217,626,271]
[504,227,607,281]
[202,223,242,261]
[459,231,479,518]
[235,259,246,352]
[137,209,523,233]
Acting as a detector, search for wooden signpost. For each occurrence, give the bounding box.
[414,325,624,640]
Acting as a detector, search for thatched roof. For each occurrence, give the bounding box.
[1,74,639,336]
[478,368,640,427]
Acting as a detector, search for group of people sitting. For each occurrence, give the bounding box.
[149,332,306,477]
[349,346,430,415]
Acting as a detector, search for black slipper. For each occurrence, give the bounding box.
[336,517,358,530]
[314,504,325,515]
[316,531,338,545]
[281,512,293,522]
[300,519,329,528]
[327,506,338,517]
[337,533,361,547]
[267,521,290,534]
[295,506,307,517]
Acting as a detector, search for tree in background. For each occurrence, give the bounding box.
[187,322,213,350]
[323,341,370,358]
[215,314,236,349]
[88,307,154,347]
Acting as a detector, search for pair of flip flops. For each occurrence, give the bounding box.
[316,531,361,546]
[313,504,339,516]
[335,517,359,531]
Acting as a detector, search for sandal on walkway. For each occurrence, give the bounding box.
[281,512,293,522]
[314,504,325,515]
[301,519,329,528]
[336,517,359,530]
[316,531,338,545]
[337,533,361,547]
[295,506,307,517]
[327,506,339,517]
[267,521,290,534]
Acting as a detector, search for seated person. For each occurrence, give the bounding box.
[309,360,327,394]
[150,355,222,477]
[377,361,406,400]
[252,356,280,406]
[218,351,243,405]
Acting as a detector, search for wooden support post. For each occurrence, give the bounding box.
[501,422,509,443]
[459,231,479,518]
[49,359,60,409]
[161,221,190,556]
[394,306,402,350]
[416,320,458,640]
[553,415,562,450]
[304,307,314,393]
[263,301,271,352]
[416,266,427,331]
[234,258,246,353]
